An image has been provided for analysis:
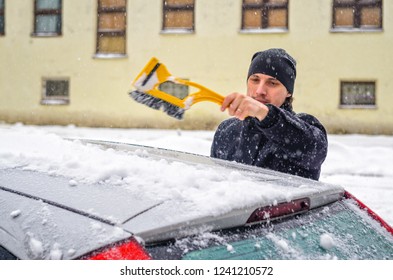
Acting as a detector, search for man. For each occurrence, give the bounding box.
[211,48,327,180]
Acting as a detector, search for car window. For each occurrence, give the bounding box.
[0,245,17,260]
[147,200,393,260]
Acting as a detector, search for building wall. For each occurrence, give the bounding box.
[1,0,392,133]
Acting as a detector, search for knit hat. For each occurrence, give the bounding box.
[247,48,297,94]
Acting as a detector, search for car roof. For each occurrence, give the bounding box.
[0,139,344,249]
[79,140,345,242]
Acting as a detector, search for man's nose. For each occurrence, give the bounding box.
[255,81,266,95]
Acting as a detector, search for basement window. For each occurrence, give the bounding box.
[340,81,376,109]
[41,78,70,105]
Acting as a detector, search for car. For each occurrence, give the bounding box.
[0,139,392,260]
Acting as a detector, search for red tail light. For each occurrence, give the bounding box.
[247,198,310,224]
[82,237,151,260]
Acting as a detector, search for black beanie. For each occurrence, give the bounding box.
[247,48,297,94]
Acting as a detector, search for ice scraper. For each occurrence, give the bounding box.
[129,57,224,119]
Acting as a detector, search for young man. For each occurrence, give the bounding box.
[211,48,327,180]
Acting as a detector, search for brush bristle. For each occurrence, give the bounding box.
[129,90,185,120]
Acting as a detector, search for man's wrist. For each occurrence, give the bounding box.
[255,104,269,121]
[256,104,280,128]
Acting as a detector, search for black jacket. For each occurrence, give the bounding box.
[211,104,328,180]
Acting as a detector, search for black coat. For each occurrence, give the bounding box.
[210,104,328,180]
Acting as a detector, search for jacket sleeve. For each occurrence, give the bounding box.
[252,104,328,170]
[210,119,236,159]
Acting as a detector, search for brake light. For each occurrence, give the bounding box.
[344,191,393,235]
[247,198,310,224]
[83,237,151,260]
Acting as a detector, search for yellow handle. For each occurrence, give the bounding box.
[176,79,225,106]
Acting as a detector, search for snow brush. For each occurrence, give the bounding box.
[129,57,224,119]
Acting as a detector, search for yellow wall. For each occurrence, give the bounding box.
[1,0,392,133]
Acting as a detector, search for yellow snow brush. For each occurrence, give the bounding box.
[129,57,224,119]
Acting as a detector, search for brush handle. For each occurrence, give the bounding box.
[176,79,225,106]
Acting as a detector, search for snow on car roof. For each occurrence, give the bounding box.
[1,127,344,227]
[0,129,342,215]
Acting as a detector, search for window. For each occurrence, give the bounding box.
[33,0,62,36]
[0,0,4,35]
[332,0,382,31]
[0,245,17,260]
[96,0,127,56]
[340,81,376,108]
[162,0,194,33]
[241,0,288,31]
[147,200,393,260]
[41,78,70,105]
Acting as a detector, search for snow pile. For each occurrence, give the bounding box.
[322,137,393,177]
[0,125,291,217]
[319,233,335,250]
[26,233,44,259]
[10,209,22,218]
[1,124,392,225]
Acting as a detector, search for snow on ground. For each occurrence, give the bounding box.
[0,123,392,226]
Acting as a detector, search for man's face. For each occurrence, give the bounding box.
[247,73,291,107]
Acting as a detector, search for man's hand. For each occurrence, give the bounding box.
[221,92,269,121]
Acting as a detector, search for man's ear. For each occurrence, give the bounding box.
[286,92,292,98]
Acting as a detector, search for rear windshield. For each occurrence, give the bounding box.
[147,200,393,260]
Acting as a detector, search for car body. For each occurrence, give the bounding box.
[1,139,392,260]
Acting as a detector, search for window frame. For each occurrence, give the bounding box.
[240,0,289,33]
[331,0,383,32]
[339,80,377,109]
[0,0,5,36]
[161,0,195,34]
[40,77,70,105]
[32,0,63,37]
[95,0,127,58]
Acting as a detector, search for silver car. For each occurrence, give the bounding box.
[1,140,392,260]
